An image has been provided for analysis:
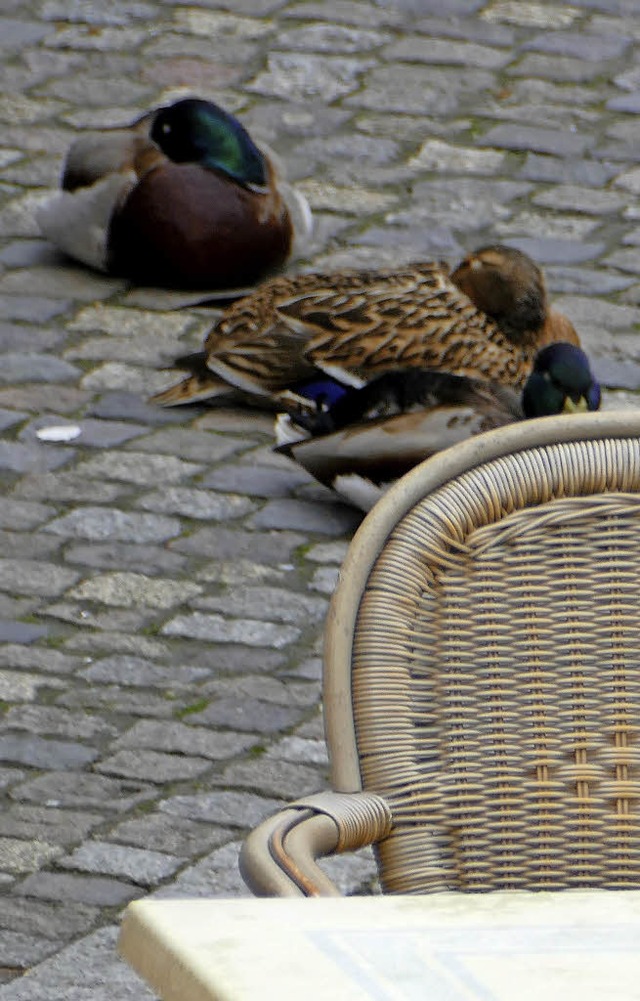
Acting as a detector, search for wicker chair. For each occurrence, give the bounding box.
[240,411,640,897]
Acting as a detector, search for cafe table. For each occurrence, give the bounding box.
[118,888,640,1000]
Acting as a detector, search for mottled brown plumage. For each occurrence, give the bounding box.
[152,245,580,407]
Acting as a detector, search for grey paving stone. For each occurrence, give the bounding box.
[265,735,329,765]
[160,789,286,828]
[169,642,286,676]
[1,706,116,741]
[0,529,62,561]
[67,572,202,608]
[508,52,605,83]
[55,685,184,719]
[112,720,257,759]
[63,541,187,575]
[0,767,26,791]
[0,671,64,703]
[43,507,181,544]
[480,123,593,156]
[0,499,57,531]
[523,29,630,61]
[59,840,184,885]
[389,178,532,231]
[134,486,255,521]
[89,389,195,425]
[170,525,306,562]
[132,842,225,903]
[75,450,203,485]
[0,734,97,770]
[0,645,84,676]
[214,757,323,799]
[79,655,209,689]
[0,18,53,50]
[57,620,164,650]
[532,185,626,215]
[249,51,373,101]
[277,22,389,52]
[0,559,79,597]
[500,236,605,265]
[22,416,146,449]
[0,925,156,1000]
[0,295,68,323]
[195,558,296,586]
[108,813,234,857]
[151,839,249,900]
[11,470,128,503]
[205,674,321,709]
[42,600,156,632]
[385,35,511,68]
[0,352,80,384]
[0,838,62,875]
[94,748,212,783]
[184,696,307,734]
[0,621,49,644]
[545,267,634,296]
[0,930,61,971]
[14,871,143,908]
[193,585,328,625]
[0,441,74,473]
[309,565,340,595]
[0,805,103,845]
[11,772,155,812]
[0,897,100,942]
[0,596,40,622]
[0,387,91,418]
[250,497,361,535]
[162,611,300,648]
[0,406,26,431]
[125,427,251,462]
[345,63,495,114]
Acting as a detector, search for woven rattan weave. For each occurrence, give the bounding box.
[354,437,640,893]
[241,415,640,898]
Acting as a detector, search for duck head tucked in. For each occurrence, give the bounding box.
[275,342,600,512]
[152,244,580,409]
[37,96,312,291]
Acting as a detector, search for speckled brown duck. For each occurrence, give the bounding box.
[152,244,580,407]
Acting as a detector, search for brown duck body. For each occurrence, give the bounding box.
[108,158,292,289]
[37,98,309,291]
[154,246,580,408]
[275,343,600,512]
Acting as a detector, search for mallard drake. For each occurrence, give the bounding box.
[275,342,601,511]
[152,244,580,407]
[37,97,312,290]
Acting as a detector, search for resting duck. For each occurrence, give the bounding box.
[152,244,580,407]
[37,97,312,290]
[275,342,601,511]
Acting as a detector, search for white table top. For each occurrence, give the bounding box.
[119,890,640,1001]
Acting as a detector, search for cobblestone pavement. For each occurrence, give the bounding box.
[1,0,640,997]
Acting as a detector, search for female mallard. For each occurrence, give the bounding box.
[153,244,580,406]
[275,342,601,512]
[37,97,312,290]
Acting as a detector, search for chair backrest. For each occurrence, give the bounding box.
[323,412,640,894]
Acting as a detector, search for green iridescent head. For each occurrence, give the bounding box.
[151,98,267,189]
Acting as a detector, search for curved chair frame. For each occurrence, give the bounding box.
[241,411,640,896]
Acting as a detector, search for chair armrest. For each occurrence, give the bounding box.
[239,790,393,897]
